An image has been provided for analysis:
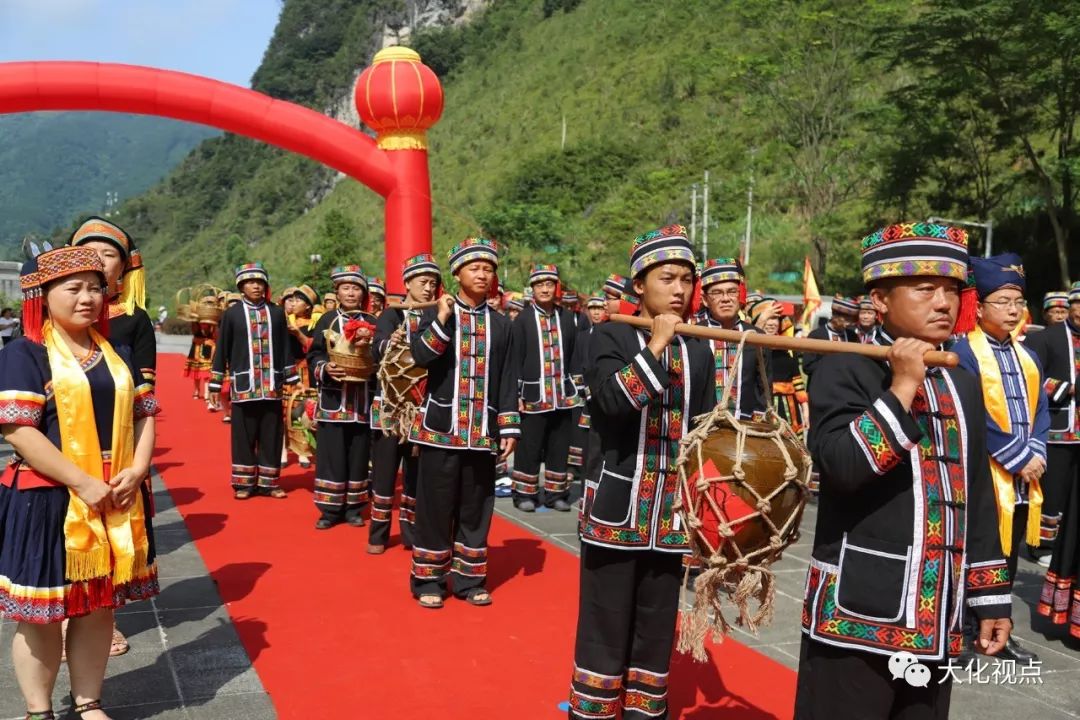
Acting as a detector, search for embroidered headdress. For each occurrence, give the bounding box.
[331,265,367,288]
[831,296,860,319]
[860,222,969,286]
[1043,291,1069,310]
[235,262,269,288]
[402,253,441,282]
[368,276,386,298]
[629,224,695,278]
[700,257,744,289]
[70,216,146,315]
[20,246,109,343]
[529,263,559,286]
[448,237,499,274]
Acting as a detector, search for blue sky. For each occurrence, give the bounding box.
[0,0,281,87]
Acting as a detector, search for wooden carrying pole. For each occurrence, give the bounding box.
[610,314,959,368]
[387,300,440,311]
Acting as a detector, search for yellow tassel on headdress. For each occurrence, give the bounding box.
[119,265,146,315]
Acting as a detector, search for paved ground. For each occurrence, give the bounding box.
[2,339,1077,719]
[494,482,1080,719]
[0,442,276,720]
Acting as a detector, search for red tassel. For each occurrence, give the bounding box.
[954,285,978,335]
[689,275,703,319]
[489,271,502,303]
[738,282,747,307]
[22,294,43,344]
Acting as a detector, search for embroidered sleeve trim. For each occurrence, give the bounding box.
[208,371,224,391]
[966,594,1012,607]
[133,387,162,420]
[421,323,450,355]
[849,410,904,476]
[497,411,521,436]
[966,562,1010,590]
[997,443,1032,474]
[0,393,45,426]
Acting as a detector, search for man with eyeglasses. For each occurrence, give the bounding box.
[1026,280,1080,641]
[697,258,771,418]
[953,253,1048,664]
[509,264,582,512]
[803,295,860,376]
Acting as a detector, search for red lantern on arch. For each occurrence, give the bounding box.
[356,46,444,150]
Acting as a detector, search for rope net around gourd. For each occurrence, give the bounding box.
[376,329,427,441]
[675,331,811,661]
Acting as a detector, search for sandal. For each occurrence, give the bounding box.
[234,489,253,500]
[25,711,54,720]
[269,488,287,499]
[69,696,104,719]
[418,594,444,609]
[109,626,129,657]
[463,588,492,606]
[222,415,231,424]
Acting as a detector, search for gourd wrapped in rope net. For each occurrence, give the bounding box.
[375,326,427,440]
[675,332,811,661]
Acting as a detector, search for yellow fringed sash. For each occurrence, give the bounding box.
[44,320,149,586]
[968,326,1043,555]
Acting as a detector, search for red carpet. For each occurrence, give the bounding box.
[152,353,796,719]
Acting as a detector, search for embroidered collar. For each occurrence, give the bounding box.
[242,299,266,310]
[534,303,558,318]
[454,296,488,315]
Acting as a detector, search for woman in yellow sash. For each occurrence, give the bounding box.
[0,246,160,720]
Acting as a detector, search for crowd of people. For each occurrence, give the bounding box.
[0,216,1077,720]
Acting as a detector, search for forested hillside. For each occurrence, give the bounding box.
[96,0,1080,304]
[0,113,215,258]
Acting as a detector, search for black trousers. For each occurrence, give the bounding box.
[568,407,587,470]
[410,446,495,599]
[794,638,952,720]
[569,544,682,720]
[230,400,284,492]
[1040,445,1080,549]
[313,422,371,521]
[512,409,572,504]
[368,430,419,547]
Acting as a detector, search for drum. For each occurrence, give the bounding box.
[376,336,427,438]
[675,406,810,659]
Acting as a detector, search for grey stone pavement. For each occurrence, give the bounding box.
[494,484,1080,720]
[0,444,276,720]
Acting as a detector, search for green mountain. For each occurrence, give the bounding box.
[107,0,1080,305]
[0,113,216,258]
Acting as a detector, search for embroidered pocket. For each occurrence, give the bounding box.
[318,387,345,414]
[230,371,253,394]
[834,533,912,624]
[520,380,542,404]
[588,466,636,526]
[422,397,454,434]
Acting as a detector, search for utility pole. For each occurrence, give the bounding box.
[690,184,698,252]
[744,149,755,265]
[702,170,709,260]
[927,216,993,258]
[561,114,567,151]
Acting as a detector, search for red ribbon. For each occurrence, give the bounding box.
[342,318,376,344]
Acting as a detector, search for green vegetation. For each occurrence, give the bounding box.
[100,0,1079,306]
[0,113,215,259]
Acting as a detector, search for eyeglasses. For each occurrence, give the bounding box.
[705,289,740,299]
[983,299,1028,310]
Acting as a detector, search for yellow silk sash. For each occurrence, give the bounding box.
[43,320,149,585]
[968,326,1043,555]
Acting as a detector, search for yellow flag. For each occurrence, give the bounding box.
[798,257,821,331]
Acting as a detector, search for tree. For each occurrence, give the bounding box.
[310,209,360,285]
[730,3,892,284]
[889,0,1080,286]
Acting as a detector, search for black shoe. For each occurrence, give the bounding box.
[315,517,342,530]
[346,515,366,527]
[514,499,537,513]
[549,498,572,512]
[997,636,1039,663]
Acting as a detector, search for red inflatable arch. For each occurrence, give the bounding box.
[0,46,444,294]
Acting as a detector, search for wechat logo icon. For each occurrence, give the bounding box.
[889,651,932,688]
